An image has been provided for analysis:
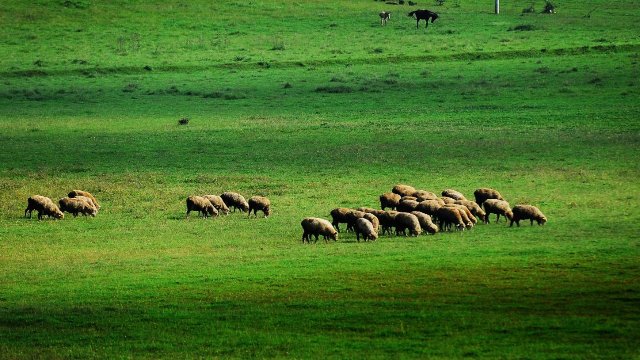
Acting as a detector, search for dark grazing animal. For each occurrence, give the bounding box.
[408,9,438,29]
[379,11,391,26]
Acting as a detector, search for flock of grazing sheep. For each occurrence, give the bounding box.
[24,185,546,245]
[301,184,547,243]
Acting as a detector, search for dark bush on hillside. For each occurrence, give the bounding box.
[542,1,556,13]
[282,82,292,89]
[315,86,353,94]
[178,117,189,125]
[522,4,535,14]
[508,24,536,31]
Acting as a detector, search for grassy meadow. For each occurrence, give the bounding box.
[1,0,639,358]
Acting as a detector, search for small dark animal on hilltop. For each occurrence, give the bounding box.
[408,9,438,29]
[379,11,391,26]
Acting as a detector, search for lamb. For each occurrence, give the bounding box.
[379,192,401,210]
[510,205,547,227]
[68,189,100,210]
[396,199,420,212]
[412,190,438,201]
[474,188,504,207]
[247,196,271,218]
[24,195,64,220]
[454,200,487,222]
[482,199,513,224]
[355,218,378,242]
[301,217,338,243]
[392,184,417,197]
[186,196,217,218]
[435,207,465,231]
[394,212,422,236]
[410,211,439,234]
[58,197,97,217]
[330,207,353,232]
[442,189,467,200]
[220,192,249,212]
[202,195,230,215]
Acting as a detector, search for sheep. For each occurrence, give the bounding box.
[356,206,377,213]
[444,204,475,228]
[363,212,380,232]
[400,196,417,202]
[482,199,513,224]
[396,199,420,212]
[330,207,352,232]
[394,212,422,236]
[247,196,271,218]
[415,200,443,217]
[58,197,97,217]
[379,210,399,235]
[24,195,64,220]
[346,210,367,232]
[410,211,439,234]
[301,217,338,243]
[202,195,230,215]
[440,196,456,204]
[74,196,98,214]
[454,199,487,222]
[379,192,401,210]
[474,188,504,207]
[379,11,391,26]
[392,184,416,197]
[68,189,100,210]
[442,189,467,201]
[355,218,378,242]
[186,196,217,218]
[435,207,465,231]
[412,190,438,201]
[510,205,547,227]
[220,192,249,212]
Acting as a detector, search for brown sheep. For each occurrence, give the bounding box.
[394,212,422,236]
[410,211,439,234]
[396,199,420,212]
[440,196,456,204]
[412,190,438,201]
[220,192,249,212]
[483,199,513,224]
[355,218,378,242]
[68,190,100,210]
[330,207,352,232]
[74,196,98,214]
[301,217,338,243]
[59,197,97,217]
[435,207,465,231]
[454,200,487,222]
[415,200,443,217]
[248,196,271,218]
[510,205,547,227]
[401,196,418,202]
[474,188,504,207]
[379,192,401,210]
[379,210,399,235]
[186,196,217,218]
[442,189,467,201]
[346,210,367,232]
[392,184,417,197]
[356,206,377,213]
[25,195,64,220]
[362,212,380,232]
[444,204,475,228]
[202,195,230,215]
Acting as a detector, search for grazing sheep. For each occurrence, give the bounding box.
[397,199,420,212]
[415,200,443,217]
[401,196,418,202]
[356,206,377,213]
[202,195,230,215]
[379,210,399,235]
[74,196,98,214]
[220,192,249,212]
[392,184,417,197]
[248,196,271,218]
[68,189,100,210]
[440,196,456,204]
[444,204,475,228]
[410,211,438,234]
[454,200,487,222]
[363,212,380,232]
[474,188,504,207]
[25,195,64,220]
[442,189,467,201]
[435,207,465,231]
[379,11,391,26]
[301,217,338,243]
[394,212,422,236]
[59,197,97,217]
[379,192,401,210]
[510,205,547,227]
[355,218,378,242]
[412,190,438,201]
[483,199,513,224]
[346,210,367,232]
[186,196,217,218]
[330,207,353,232]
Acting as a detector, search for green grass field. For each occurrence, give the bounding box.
[1,0,639,358]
